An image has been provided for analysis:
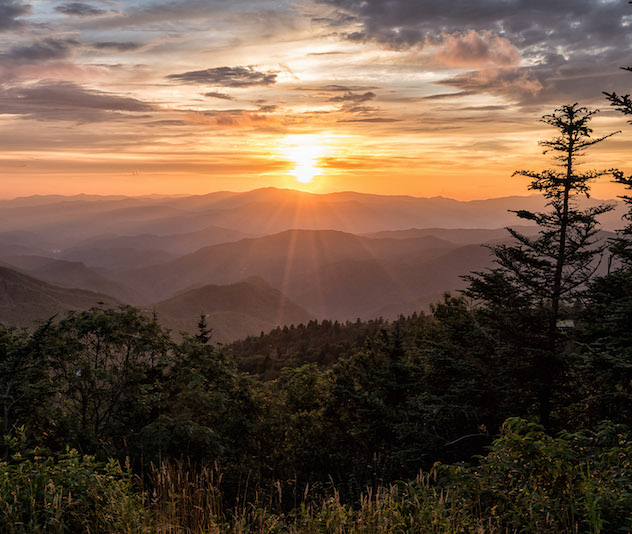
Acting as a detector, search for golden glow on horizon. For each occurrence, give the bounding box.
[281,134,327,184]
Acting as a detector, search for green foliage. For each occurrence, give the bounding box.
[137,331,240,463]
[566,269,632,426]
[228,317,395,378]
[0,322,54,455]
[435,418,632,533]
[134,419,632,533]
[43,306,172,456]
[466,104,617,427]
[0,439,144,533]
[610,170,632,266]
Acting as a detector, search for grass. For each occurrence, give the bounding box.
[2,419,631,533]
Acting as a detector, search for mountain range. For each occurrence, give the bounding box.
[0,187,622,339]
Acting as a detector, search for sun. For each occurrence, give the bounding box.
[281,135,326,184]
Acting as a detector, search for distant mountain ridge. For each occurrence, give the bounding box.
[0,187,624,331]
[152,277,313,342]
[0,188,623,251]
[0,266,119,327]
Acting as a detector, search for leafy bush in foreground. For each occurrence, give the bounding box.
[0,439,144,533]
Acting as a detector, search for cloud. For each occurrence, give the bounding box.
[1,38,80,63]
[434,30,520,68]
[338,117,400,122]
[329,91,376,103]
[0,0,31,31]
[92,41,142,52]
[421,91,476,100]
[167,66,277,87]
[315,0,629,50]
[256,103,277,112]
[55,2,107,16]
[0,81,155,122]
[438,67,543,101]
[204,91,234,100]
[320,84,369,91]
[79,0,294,34]
[315,0,632,104]
[307,50,347,56]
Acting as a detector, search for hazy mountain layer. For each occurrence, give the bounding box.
[125,230,456,303]
[0,188,622,329]
[0,255,143,304]
[0,189,623,252]
[152,277,313,342]
[0,266,120,327]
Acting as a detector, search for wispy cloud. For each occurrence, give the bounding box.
[0,81,155,122]
[329,91,376,103]
[1,38,80,63]
[92,41,143,52]
[55,2,108,17]
[204,91,234,101]
[167,66,278,87]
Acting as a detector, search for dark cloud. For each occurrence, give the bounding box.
[329,91,376,103]
[55,2,106,16]
[204,91,234,100]
[256,104,277,112]
[167,66,277,87]
[0,37,79,63]
[316,0,629,50]
[320,84,369,91]
[315,0,632,104]
[312,12,357,27]
[421,91,476,100]
[78,0,285,31]
[92,41,142,52]
[0,0,31,31]
[297,84,379,93]
[0,81,155,122]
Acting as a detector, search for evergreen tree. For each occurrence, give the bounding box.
[196,313,212,344]
[467,104,617,426]
[604,58,632,263]
[604,67,632,122]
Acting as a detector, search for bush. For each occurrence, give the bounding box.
[436,418,632,533]
[0,444,145,534]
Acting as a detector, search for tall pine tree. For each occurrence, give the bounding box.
[467,104,617,426]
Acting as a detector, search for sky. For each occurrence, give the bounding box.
[1,0,632,200]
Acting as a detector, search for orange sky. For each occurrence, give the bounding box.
[1,0,631,200]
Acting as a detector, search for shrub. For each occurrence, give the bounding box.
[0,444,145,534]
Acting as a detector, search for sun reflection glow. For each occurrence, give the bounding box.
[281,135,327,183]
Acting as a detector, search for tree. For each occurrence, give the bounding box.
[563,65,632,425]
[0,321,54,456]
[606,63,632,264]
[195,314,212,344]
[609,170,632,265]
[46,306,172,455]
[467,104,617,426]
[604,67,632,122]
